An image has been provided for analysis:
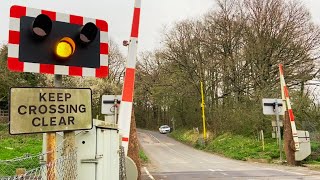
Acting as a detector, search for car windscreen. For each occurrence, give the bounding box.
[161,125,169,128]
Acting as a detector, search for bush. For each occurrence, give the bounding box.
[139,150,148,163]
[170,129,199,146]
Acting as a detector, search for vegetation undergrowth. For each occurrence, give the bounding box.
[304,141,320,165]
[204,133,279,161]
[139,149,149,163]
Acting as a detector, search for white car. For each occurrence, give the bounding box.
[159,125,171,134]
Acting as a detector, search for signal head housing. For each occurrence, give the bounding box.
[8,5,109,78]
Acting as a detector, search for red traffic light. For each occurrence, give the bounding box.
[79,22,98,44]
[32,14,52,38]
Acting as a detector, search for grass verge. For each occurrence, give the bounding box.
[0,136,42,159]
[204,133,279,161]
[0,124,42,176]
[170,129,320,164]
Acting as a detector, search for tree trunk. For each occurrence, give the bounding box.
[283,111,297,166]
[128,108,142,179]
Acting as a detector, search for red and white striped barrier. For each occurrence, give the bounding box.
[118,0,141,155]
[8,5,109,78]
[279,64,300,151]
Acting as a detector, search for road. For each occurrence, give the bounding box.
[138,129,320,180]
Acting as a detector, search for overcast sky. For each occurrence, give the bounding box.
[0,0,214,53]
[0,0,320,53]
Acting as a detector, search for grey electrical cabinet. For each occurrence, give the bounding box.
[42,119,120,180]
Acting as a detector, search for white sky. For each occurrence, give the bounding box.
[300,0,320,24]
[0,0,319,53]
[0,0,214,53]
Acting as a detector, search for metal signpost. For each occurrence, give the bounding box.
[274,99,283,162]
[262,98,283,162]
[200,81,207,141]
[101,95,121,115]
[101,95,121,127]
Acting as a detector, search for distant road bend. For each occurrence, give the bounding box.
[138,129,320,180]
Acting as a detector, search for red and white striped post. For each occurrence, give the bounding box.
[118,0,141,155]
[279,64,300,151]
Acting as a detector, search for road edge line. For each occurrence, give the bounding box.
[149,133,161,143]
[144,166,155,180]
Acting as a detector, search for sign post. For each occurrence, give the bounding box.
[274,99,283,162]
[262,98,284,162]
[53,75,76,180]
[48,75,62,180]
[200,81,207,141]
[101,95,121,125]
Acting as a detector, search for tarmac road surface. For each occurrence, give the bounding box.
[138,129,320,180]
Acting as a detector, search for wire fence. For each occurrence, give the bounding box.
[0,154,40,179]
[0,120,78,180]
[119,146,127,180]
[0,149,77,180]
[0,120,42,178]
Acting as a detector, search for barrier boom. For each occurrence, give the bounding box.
[279,64,300,151]
[118,0,141,155]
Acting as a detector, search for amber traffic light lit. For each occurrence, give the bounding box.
[55,37,76,59]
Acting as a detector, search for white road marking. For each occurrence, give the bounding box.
[144,167,155,180]
[148,133,194,160]
[265,168,306,176]
[274,169,305,175]
[145,131,224,164]
[208,169,228,176]
[289,172,305,175]
[149,133,161,143]
[220,172,228,176]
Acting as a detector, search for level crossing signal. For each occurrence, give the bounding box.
[8,5,109,77]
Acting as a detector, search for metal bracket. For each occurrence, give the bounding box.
[80,154,103,164]
[96,154,103,159]
[80,159,98,164]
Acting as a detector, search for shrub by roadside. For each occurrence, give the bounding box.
[139,149,149,164]
[169,129,199,146]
